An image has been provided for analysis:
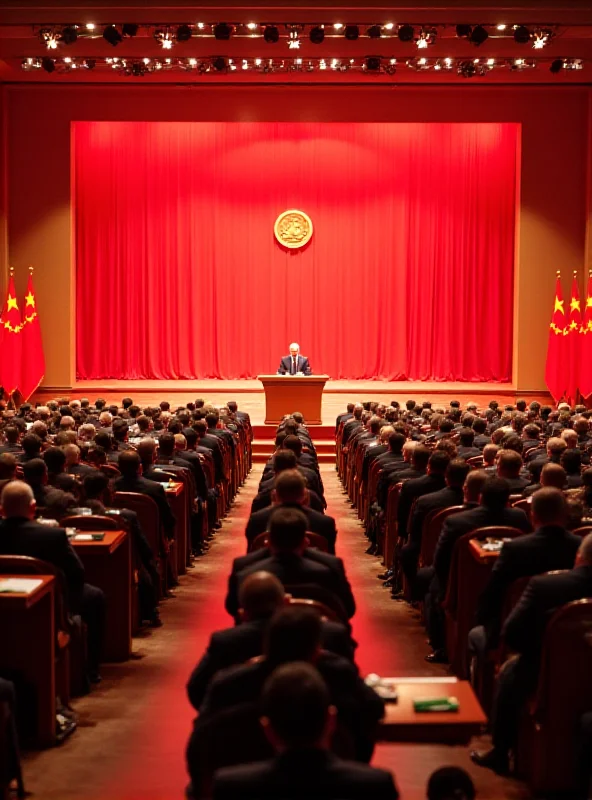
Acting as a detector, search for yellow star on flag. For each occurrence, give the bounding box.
[554,296,564,314]
[570,321,578,331]
[587,296,592,309]
[570,297,581,313]
[6,295,18,312]
[25,292,35,308]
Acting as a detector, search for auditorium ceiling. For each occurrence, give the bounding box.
[1,0,592,85]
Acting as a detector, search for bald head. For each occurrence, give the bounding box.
[63,444,81,466]
[1,481,35,519]
[136,437,157,464]
[238,571,285,620]
[576,533,592,567]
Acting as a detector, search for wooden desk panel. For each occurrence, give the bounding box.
[258,374,329,425]
[165,482,187,576]
[378,678,486,745]
[71,531,132,662]
[469,539,502,564]
[0,575,55,746]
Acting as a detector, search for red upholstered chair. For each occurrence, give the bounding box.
[100,463,120,478]
[285,596,340,622]
[382,482,402,571]
[467,455,484,468]
[572,525,592,538]
[512,498,532,522]
[112,492,166,597]
[443,526,525,678]
[61,515,120,531]
[419,505,465,569]
[517,598,592,796]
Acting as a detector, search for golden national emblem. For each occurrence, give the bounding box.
[274,209,313,249]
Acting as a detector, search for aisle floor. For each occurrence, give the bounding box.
[22,465,530,799]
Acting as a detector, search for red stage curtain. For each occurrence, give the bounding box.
[74,122,518,381]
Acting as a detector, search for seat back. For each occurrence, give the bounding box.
[526,599,592,795]
[512,498,531,520]
[467,455,484,468]
[99,463,120,478]
[572,525,592,538]
[61,515,120,531]
[112,492,164,596]
[286,595,339,622]
[420,505,464,568]
[284,583,348,624]
[251,531,328,554]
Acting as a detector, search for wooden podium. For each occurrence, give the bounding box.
[258,375,329,425]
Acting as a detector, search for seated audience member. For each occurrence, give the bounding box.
[469,487,581,662]
[425,476,530,662]
[522,423,542,455]
[472,417,491,451]
[376,431,406,471]
[187,571,356,709]
[566,496,586,531]
[0,481,105,682]
[530,436,567,469]
[246,470,337,553]
[561,447,583,488]
[471,532,592,774]
[397,450,451,542]
[211,662,398,800]
[0,426,22,456]
[252,450,324,515]
[18,433,43,464]
[197,607,384,762]
[401,459,470,599]
[457,428,481,460]
[22,458,51,507]
[42,488,78,522]
[63,444,98,477]
[376,443,429,512]
[281,435,324,495]
[524,461,566,497]
[82,472,161,626]
[0,452,17,493]
[426,767,475,800]
[43,445,67,486]
[496,449,529,494]
[482,443,499,475]
[226,507,355,620]
[114,450,176,540]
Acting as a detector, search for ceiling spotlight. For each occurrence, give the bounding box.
[288,28,301,49]
[61,26,78,45]
[309,26,325,44]
[41,56,56,73]
[398,24,415,43]
[333,23,343,31]
[103,25,122,46]
[86,23,95,31]
[122,23,139,37]
[532,30,552,49]
[385,23,395,31]
[458,60,477,78]
[367,25,382,39]
[514,25,531,44]
[469,25,489,46]
[247,22,258,31]
[263,25,279,43]
[344,25,359,40]
[213,56,227,71]
[213,23,232,40]
[196,23,205,30]
[40,29,59,50]
[365,56,381,71]
[176,24,192,42]
[496,24,507,31]
[455,24,472,38]
[416,29,436,49]
[155,30,174,49]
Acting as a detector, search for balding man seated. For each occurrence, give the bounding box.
[187,571,355,709]
[246,471,336,553]
[0,481,105,683]
[252,451,324,515]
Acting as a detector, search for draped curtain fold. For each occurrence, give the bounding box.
[74,121,518,381]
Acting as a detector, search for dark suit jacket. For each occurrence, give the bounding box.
[406,486,465,552]
[173,450,209,499]
[0,517,85,607]
[225,548,355,620]
[457,446,482,460]
[503,564,592,663]
[397,473,446,538]
[277,355,312,375]
[258,468,323,503]
[187,617,356,709]
[477,525,581,641]
[213,749,398,800]
[251,486,324,515]
[113,474,176,537]
[473,434,492,450]
[245,504,337,553]
[68,462,100,478]
[432,505,531,599]
[199,434,225,482]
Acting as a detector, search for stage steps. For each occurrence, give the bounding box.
[251,424,336,464]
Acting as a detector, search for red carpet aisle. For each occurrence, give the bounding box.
[22,464,530,799]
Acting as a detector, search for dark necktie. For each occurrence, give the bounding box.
[292,357,297,375]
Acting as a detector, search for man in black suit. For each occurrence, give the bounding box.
[252,450,324,515]
[193,419,225,484]
[0,481,105,682]
[279,435,324,500]
[457,428,481,461]
[114,450,176,539]
[496,449,530,494]
[397,450,451,540]
[471,532,592,774]
[425,476,530,662]
[469,487,581,665]
[246,470,336,553]
[335,403,355,435]
[212,661,398,800]
[401,459,470,600]
[63,444,98,478]
[472,417,491,451]
[198,607,383,762]
[188,571,356,709]
[277,343,312,376]
[0,426,22,457]
[226,507,355,620]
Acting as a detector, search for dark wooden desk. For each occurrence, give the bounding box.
[71,531,132,662]
[378,678,486,744]
[257,374,329,425]
[0,575,55,746]
[469,539,502,564]
[165,481,187,575]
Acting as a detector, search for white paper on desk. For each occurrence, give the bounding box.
[0,578,43,594]
[73,534,94,541]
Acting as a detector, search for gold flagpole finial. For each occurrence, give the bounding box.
[556,270,561,276]
[28,264,34,274]
[574,269,578,276]
[9,266,14,275]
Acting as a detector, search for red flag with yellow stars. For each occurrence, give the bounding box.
[580,271,592,399]
[19,268,45,401]
[564,273,582,405]
[0,271,22,397]
[545,273,567,403]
